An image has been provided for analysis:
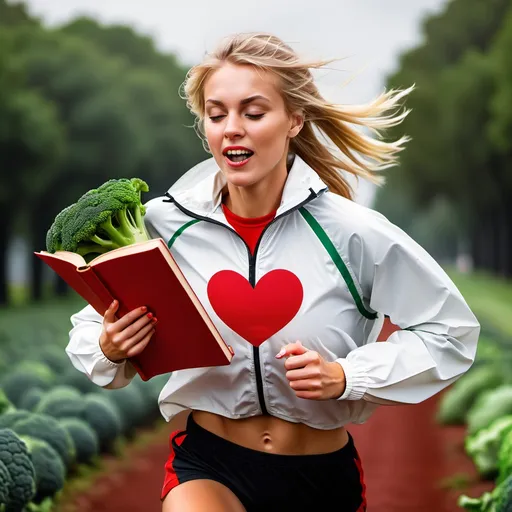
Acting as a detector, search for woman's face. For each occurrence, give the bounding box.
[203,62,302,189]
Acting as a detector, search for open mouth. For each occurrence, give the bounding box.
[224,150,254,163]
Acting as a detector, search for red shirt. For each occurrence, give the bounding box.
[222,204,277,255]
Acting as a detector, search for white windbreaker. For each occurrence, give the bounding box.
[66,154,480,429]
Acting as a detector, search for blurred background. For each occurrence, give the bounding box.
[1,1,512,511]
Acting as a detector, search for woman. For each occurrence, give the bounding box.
[66,32,480,512]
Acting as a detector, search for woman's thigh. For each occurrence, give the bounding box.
[162,478,247,512]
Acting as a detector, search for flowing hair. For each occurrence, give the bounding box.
[181,32,413,200]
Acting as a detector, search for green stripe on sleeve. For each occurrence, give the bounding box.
[299,207,377,320]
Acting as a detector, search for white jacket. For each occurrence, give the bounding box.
[66,155,480,429]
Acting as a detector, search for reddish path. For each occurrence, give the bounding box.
[59,320,493,511]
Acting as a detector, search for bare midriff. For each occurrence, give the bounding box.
[192,410,349,455]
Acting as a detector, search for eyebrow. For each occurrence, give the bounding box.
[205,95,270,107]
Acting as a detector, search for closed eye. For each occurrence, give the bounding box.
[208,113,265,122]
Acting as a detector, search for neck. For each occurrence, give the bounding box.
[223,159,288,218]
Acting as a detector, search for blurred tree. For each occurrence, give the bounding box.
[375,0,512,275]
[0,0,38,27]
[58,16,203,191]
[0,27,64,305]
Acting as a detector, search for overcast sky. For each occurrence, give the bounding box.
[22,0,449,204]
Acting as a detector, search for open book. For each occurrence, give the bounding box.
[35,238,234,380]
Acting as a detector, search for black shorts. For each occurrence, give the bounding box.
[162,413,367,511]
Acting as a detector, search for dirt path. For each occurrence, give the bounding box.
[60,320,493,511]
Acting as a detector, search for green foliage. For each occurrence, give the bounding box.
[19,435,65,503]
[467,386,512,435]
[437,365,504,425]
[0,428,36,512]
[0,391,14,417]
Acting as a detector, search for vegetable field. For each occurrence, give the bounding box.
[1,269,511,511]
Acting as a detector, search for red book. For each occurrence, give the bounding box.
[35,238,234,381]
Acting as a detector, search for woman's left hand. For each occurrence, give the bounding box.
[275,341,346,400]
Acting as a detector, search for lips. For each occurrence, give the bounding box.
[222,146,254,168]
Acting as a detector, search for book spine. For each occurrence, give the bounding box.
[77,266,118,317]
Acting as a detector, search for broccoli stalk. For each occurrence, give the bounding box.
[46,177,151,262]
[458,473,512,511]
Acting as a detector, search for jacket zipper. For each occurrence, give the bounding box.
[164,188,319,415]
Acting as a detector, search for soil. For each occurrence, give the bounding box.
[59,319,494,511]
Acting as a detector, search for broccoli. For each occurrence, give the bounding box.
[19,436,65,503]
[465,415,512,479]
[437,365,504,425]
[467,386,512,435]
[82,394,122,453]
[0,428,36,512]
[34,386,84,419]
[58,418,99,465]
[46,177,150,262]
[18,388,45,413]
[0,411,32,430]
[0,365,54,408]
[458,473,512,511]
[12,414,76,471]
[497,428,512,485]
[0,459,12,507]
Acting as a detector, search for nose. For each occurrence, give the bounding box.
[224,114,245,140]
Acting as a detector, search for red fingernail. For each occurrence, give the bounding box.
[147,312,153,319]
[151,317,158,324]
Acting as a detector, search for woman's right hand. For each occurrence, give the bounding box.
[99,300,157,363]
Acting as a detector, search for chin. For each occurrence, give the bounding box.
[225,173,260,188]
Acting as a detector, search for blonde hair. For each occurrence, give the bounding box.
[181,32,413,200]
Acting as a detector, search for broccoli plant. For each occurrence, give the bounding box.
[458,473,512,511]
[0,428,36,512]
[465,415,512,479]
[19,436,65,503]
[45,178,150,262]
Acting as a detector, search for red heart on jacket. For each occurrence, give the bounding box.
[207,269,303,347]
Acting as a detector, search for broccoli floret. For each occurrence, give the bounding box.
[458,473,512,511]
[0,428,36,512]
[19,436,65,503]
[465,415,512,479]
[58,418,99,465]
[46,178,150,262]
[0,459,12,507]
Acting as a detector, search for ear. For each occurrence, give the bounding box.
[288,111,304,139]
